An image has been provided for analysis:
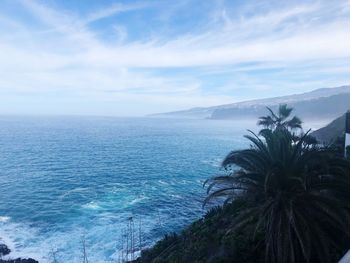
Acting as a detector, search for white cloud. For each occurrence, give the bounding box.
[0,0,350,115]
[84,2,148,24]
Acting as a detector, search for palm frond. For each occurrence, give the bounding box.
[204,123,350,263]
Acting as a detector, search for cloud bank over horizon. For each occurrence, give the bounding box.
[1,0,350,116]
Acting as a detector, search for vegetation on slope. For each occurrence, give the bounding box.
[311,113,346,144]
[136,200,264,263]
[136,105,350,263]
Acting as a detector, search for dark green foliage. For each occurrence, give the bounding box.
[136,200,265,263]
[257,104,302,131]
[327,135,346,156]
[205,128,350,263]
[137,106,350,263]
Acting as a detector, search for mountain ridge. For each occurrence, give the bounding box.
[151,86,350,120]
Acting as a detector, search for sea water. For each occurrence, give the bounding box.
[0,116,253,262]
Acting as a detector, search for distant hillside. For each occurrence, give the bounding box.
[151,86,350,121]
[211,93,350,120]
[311,114,346,144]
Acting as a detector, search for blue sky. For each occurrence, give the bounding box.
[1,0,350,116]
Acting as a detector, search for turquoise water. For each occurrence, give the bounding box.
[0,116,252,262]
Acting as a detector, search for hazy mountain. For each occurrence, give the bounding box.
[151,86,350,121]
[311,114,346,144]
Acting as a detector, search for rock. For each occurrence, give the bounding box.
[0,242,38,263]
[0,243,38,263]
[0,243,11,256]
[0,258,38,263]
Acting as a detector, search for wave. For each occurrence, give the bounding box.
[59,187,90,200]
[0,211,172,263]
[201,158,222,168]
[81,201,101,210]
[0,216,10,222]
[0,217,45,262]
[129,196,148,205]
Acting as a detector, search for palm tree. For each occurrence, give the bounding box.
[258,104,302,131]
[204,128,350,263]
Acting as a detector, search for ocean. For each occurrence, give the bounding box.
[0,116,255,262]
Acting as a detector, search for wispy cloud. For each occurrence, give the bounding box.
[84,2,149,24]
[0,0,350,115]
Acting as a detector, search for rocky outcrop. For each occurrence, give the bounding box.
[0,259,38,263]
[0,244,11,256]
[0,243,38,263]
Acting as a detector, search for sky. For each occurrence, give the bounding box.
[0,0,350,116]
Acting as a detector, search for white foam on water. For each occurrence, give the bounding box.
[170,194,182,199]
[129,195,147,205]
[157,180,169,185]
[0,216,10,222]
[0,218,46,262]
[201,158,222,168]
[0,211,167,263]
[82,201,101,210]
[59,187,89,200]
